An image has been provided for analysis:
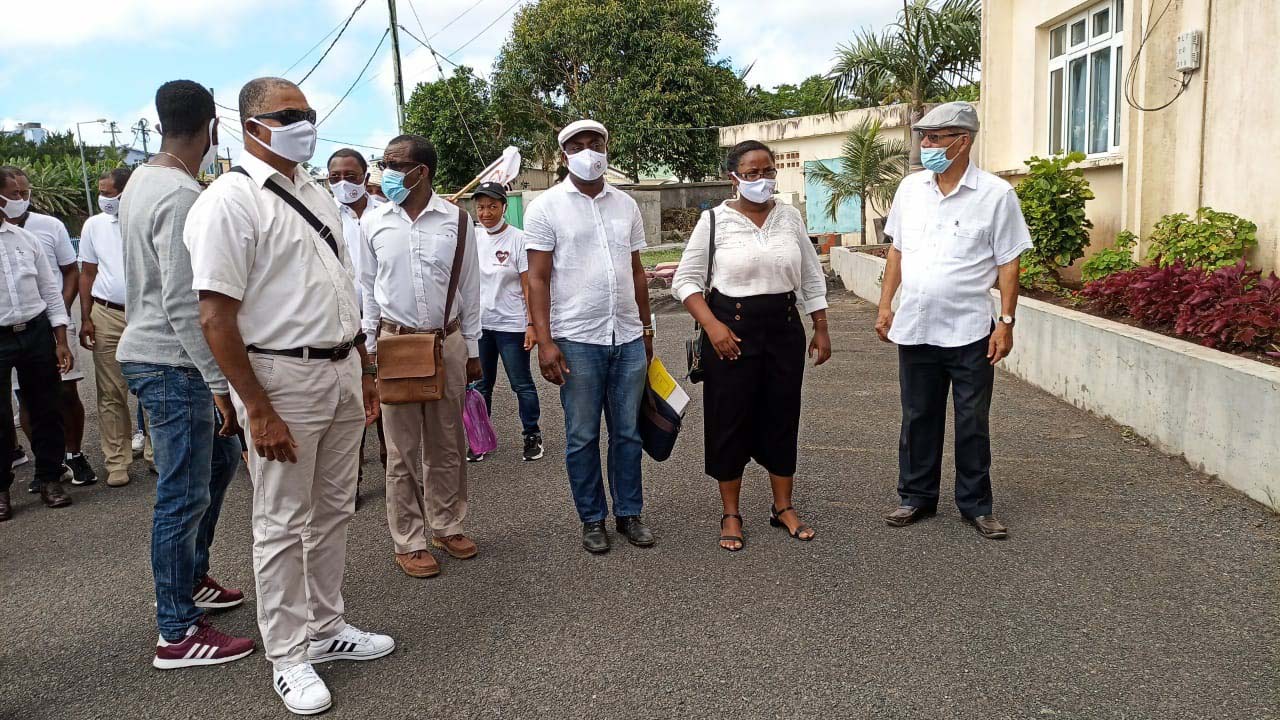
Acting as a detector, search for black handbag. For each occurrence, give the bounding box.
[639,384,683,462]
[685,209,715,383]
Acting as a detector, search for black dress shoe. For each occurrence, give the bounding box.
[966,514,1009,540]
[884,504,936,527]
[40,480,72,509]
[0,490,11,521]
[582,521,610,554]
[615,515,655,547]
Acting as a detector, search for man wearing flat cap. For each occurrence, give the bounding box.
[524,119,656,554]
[875,101,1032,540]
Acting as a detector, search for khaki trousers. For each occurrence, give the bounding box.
[231,352,364,669]
[381,331,469,554]
[90,303,146,475]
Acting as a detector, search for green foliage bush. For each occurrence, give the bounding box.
[1145,207,1257,271]
[1015,152,1095,270]
[1081,230,1139,282]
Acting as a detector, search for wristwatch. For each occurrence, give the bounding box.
[361,364,378,377]
[998,315,1016,326]
[642,326,656,338]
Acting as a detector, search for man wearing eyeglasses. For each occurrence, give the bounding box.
[875,102,1033,541]
[186,76,392,716]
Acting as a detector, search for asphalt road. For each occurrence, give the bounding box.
[2,292,1277,720]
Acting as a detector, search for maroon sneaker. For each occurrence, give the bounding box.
[153,618,254,669]
[193,575,244,610]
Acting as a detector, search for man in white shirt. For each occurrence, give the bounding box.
[525,119,655,554]
[80,167,150,487]
[1,166,94,487]
[875,102,1033,540]
[360,134,482,579]
[188,76,392,716]
[0,167,75,519]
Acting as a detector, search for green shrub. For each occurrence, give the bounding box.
[1018,253,1061,292]
[1081,230,1139,282]
[1145,207,1257,271]
[1015,152,1095,271]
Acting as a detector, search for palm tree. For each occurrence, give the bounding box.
[806,118,908,245]
[823,0,981,167]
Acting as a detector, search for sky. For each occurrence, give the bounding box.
[2,0,899,166]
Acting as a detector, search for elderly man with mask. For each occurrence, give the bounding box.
[875,102,1033,541]
[186,76,392,716]
[524,119,655,554]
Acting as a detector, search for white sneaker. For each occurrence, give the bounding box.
[273,663,331,716]
[307,625,395,664]
[131,431,145,453]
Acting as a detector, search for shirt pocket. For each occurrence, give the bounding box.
[897,220,927,254]
[610,218,634,250]
[945,223,991,260]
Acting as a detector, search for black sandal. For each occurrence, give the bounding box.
[719,514,745,551]
[769,505,815,541]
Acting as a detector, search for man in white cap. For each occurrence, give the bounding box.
[875,101,1032,540]
[524,119,655,554]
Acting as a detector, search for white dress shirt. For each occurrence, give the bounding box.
[884,163,1033,348]
[0,221,70,328]
[78,212,127,305]
[522,179,646,346]
[477,223,529,333]
[337,200,364,305]
[672,201,828,315]
[359,193,481,356]
[21,212,76,270]
[186,152,361,350]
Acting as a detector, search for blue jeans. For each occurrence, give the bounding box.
[557,338,647,523]
[122,362,241,642]
[477,329,540,436]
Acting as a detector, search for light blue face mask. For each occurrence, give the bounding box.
[920,135,964,174]
[380,165,424,205]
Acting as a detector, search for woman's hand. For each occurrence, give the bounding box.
[705,320,742,361]
[809,325,831,366]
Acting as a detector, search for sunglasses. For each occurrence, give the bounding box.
[253,108,317,126]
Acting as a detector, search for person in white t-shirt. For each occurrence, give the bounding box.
[472,182,542,463]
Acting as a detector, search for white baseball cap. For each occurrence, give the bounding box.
[557,119,609,149]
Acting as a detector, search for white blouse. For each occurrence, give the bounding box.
[671,201,828,315]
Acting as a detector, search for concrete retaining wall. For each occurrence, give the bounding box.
[830,247,1280,510]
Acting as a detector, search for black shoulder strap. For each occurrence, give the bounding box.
[443,207,466,326]
[704,208,716,294]
[230,166,339,259]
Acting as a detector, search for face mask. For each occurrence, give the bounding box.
[380,166,424,206]
[0,195,29,220]
[331,180,367,205]
[732,174,776,204]
[248,118,317,164]
[98,194,120,216]
[920,136,963,174]
[566,148,607,182]
[200,120,219,173]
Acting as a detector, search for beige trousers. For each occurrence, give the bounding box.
[90,303,144,475]
[381,331,469,554]
[231,352,364,669]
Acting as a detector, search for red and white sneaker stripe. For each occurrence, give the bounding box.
[193,575,244,610]
[153,620,254,670]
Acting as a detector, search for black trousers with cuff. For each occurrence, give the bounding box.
[0,314,67,492]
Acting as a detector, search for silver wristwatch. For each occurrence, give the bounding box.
[998,314,1016,326]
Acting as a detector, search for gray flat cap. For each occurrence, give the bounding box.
[913,102,979,133]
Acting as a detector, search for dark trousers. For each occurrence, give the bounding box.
[0,314,66,491]
[897,334,995,517]
[477,329,540,436]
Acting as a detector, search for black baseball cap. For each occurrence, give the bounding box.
[474,182,507,202]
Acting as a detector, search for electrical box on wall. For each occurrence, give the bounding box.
[1175,30,1202,72]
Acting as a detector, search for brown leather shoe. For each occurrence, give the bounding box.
[395,550,440,578]
[431,534,478,559]
[40,480,72,509]
[884,505,935,527]
[967,514,1009,540]
[0,490,11,521]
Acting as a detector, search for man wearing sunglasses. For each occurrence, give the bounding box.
[875,101,1033,541]
[186,76,392,716]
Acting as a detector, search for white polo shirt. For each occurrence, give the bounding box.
[20,212,76,270]
[476,223,529,333]
[78,212,127,305]
[522,179,647,346]
[185,153,361,350]
[884,163,1033,348]
[0,221,70,328]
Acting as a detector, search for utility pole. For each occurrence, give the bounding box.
[133,118,153,159]
[106,121,122,149]
[388,0,406,132]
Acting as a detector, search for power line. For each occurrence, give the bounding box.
[444,0,523,59]
[319,29,391,126]
[401,2,485,163]
[298,0,370,85]
[282,15,348,76]
[428,0,489,41]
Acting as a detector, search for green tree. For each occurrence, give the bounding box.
[748,74,863,120]
[492,0,750,182]
[403,66,504,193]
[804,118,908,244]
[823,0,981,166]
[1015,153,1095,275]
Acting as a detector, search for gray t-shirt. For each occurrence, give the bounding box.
[117,164,228,393]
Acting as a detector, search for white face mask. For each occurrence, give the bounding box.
[200,119,219,173]
[248,118,317,164]
[732,173,776,204]
[98,194,120,216]
[330,180,367,205]
[0,195,29,219]
[566,148,607,182]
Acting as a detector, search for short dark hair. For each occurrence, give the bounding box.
[388,134,438,180]
[327,148,368,174]
[239,77,297,120]
[100,167,132,192]
[0,167,18,192]
[0,165,27,180]
[155,80,215,139]
[723,140,775,174]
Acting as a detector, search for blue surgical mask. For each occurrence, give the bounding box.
[920,136,963,174]
[380,165,423,205]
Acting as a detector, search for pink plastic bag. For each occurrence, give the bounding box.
[462,386,497,455]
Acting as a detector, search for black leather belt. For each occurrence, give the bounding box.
[0,314,44,334]
[246,340,355,362]
[93,297,126,312]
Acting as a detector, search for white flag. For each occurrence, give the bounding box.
[480,146,522,186]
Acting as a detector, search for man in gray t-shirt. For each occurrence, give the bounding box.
[117,79,253,670]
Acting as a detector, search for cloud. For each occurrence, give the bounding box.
[0,0,261,48]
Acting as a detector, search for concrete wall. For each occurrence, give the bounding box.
[621,181,734,213]
[831,247,1280,510]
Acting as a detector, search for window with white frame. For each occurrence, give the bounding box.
[1047,0,1125,156]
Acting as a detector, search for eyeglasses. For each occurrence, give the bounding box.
[252,108,317,126]
[328,171,367,183]
[735,168,777,181]
[376,160,424,173]
[919,132,967,144]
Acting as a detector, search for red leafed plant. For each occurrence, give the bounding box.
[1175,261,1280,353]
[1123,262,1206,328]
[1081,265,1155,316]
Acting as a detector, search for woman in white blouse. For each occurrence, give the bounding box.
[672,140,831,552]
